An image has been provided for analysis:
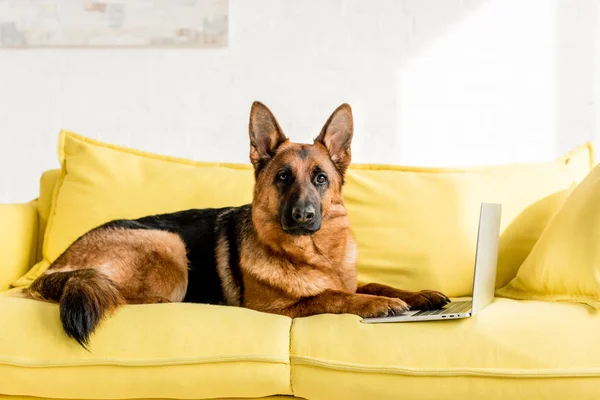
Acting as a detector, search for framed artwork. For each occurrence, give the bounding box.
[0,0,228,48]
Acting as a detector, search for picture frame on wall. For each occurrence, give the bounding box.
[0,0,228,48]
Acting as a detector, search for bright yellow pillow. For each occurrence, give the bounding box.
[13,131,255,287]
[12,131,593,298]
[343,155,589,296]
[496,162,600,308]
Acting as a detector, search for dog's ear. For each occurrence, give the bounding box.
[249,101,288,172]
[315,103,353,175]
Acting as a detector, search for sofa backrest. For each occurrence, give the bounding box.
[26,134,592,296]
[36,169,61,263]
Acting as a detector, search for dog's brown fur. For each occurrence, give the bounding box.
[28,228,188,305]
[25,102,449,348]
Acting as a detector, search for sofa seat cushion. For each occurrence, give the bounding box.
[290,298,600,400]
[0,296,292,399]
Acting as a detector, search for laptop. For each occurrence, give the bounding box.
[361,202,502,324]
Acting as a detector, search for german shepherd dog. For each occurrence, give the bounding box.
[25,102,450,348]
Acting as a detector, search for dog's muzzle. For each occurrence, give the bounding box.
[282,200,321,235]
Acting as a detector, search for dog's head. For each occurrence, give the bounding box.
[249,101,353,236]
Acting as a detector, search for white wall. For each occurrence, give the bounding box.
[0,0,598,203]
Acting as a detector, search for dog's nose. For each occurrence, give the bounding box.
[292,204,315,224]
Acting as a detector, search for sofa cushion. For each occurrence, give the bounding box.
[497,162,600,308]
[290,298,600,400]
[0,296,292,399]
[341,154,589,295]
[13,131,593,297]
[0,203,38,291]
[13,131,255,289]
[34,169,62,265]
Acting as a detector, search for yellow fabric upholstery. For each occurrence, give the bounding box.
[342,151,589,295]
[13,131,255,288]
[12,131,593,297]
[0,397,302,400]
[0,296,292,399]
[0,203,38,291]
[2,132,599,400]
[290,298,600,400]
[497,162,600,308]
[34,169,61,264]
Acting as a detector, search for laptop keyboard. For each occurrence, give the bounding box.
[411,301,472,317]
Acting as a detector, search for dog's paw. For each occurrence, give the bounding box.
[406,290,451,310]
[359,297,410,318]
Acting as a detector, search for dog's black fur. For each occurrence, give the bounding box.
[102,206,250,305]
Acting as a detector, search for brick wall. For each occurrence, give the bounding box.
[0,0,597,202]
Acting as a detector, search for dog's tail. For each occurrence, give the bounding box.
[27,269,124,349]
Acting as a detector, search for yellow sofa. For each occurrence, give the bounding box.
[2,132,600,400]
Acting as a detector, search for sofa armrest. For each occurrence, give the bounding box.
[0,202,38,291]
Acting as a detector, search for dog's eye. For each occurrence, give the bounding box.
[277,172,289,182]
[315,173,328,185]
